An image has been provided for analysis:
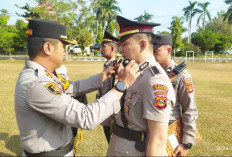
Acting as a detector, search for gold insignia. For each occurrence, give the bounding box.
[116,22,120,31]
[120,29,139,37]
[154,96,167,110]
[26,29,33,36]
[44,82,62,95]
[56,73,70,90]
[45,71,52,78]
[124,105,129,113]
[60,35,67,39]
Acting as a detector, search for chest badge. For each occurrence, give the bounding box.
[44,82,62,95]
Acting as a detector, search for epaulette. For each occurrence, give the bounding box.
[173,61,187,74]
[150,66,160,75]
[105,61,112,66]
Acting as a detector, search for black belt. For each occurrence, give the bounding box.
[24,139,74,157]
[112,123,147,141]
[112,123,147,152]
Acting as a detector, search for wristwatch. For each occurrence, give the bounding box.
[115,81,127,92]
[183,143,193,149]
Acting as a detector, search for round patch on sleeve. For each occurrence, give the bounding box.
[154,96,167,110]
[44,82,63,95]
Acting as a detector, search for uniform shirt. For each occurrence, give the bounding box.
[107,56,176,156]
[15,60,121,153]
[166,59,198,144]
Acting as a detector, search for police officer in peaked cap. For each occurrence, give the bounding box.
[153,34,198,156]
[15,19,140,156]
[96,31,120,144]
[107,16,176,156]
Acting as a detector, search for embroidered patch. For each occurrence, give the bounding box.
[44,82,62,95]
[153,84,168,110]
[184,78,194,93]
[154,96,167,110]
[153,84,169,93]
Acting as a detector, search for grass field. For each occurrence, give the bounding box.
[0,60,232,156]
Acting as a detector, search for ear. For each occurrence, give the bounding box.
[43,42,53,56]
[167,47,172,55]
[139,40,146,52]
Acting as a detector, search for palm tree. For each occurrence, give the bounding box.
[195,2,211,30]
[91,0,121,34]
[224,0,232,24]
[134,11,154,22]
[100,0,121,33]
[182,1,199,43]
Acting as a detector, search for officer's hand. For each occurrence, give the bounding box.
[101,66,115,82]
[117,60,140,87]
[173,144,189,157]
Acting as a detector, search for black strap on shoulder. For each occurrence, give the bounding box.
[173,61,187,74]
[120,91,128,128]
[151,66,160,75]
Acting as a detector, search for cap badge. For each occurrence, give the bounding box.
[26,29,33,36]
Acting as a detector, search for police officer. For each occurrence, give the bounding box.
[107,16,176,156]
[96,31,120,143]
[14,19,140,156]
[153,34,198,156]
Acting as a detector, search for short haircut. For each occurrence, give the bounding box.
[27,37,59,59]
[132,33,154,51]
[108,42,120,52]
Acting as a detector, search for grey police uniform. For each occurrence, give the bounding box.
[165,59,198,145]
[107,56,176,156]
[15,60,121,155]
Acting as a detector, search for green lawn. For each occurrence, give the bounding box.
[0,60,231,156]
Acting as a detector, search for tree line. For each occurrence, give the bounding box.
[1,0,232,56]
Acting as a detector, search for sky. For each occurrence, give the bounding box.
[1,0,229,38]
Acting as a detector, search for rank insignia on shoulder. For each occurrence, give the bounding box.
[139,62,149,71]
[44,82,62,95]
[184,78,194,93]
[150,66,160,75]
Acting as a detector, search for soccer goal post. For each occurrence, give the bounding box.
[185,51,194,62]
[205,51,214,62]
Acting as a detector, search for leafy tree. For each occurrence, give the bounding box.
[14,20,28,50]
[0,9,9,26]
[96,25,103,43]
[169,16,185,54]
[191,29,218,53]
[158,31,171,35]
[224,0,232,24]
[182,1,199,43]
[91,0,121,34]
[208,16,232,36]
[108,21,114,36]
[0,27,15,55]
[134,10,154,22]
[195,2,211,30]
[214,34,232,53]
